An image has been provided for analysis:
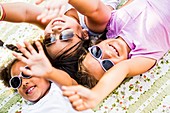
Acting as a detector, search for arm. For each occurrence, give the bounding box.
[1,2,48,29]
[35,0,111,33]
[12,41,77,86]
[91,57,156,104]
[68,0,111,33]
[62,57,156,110]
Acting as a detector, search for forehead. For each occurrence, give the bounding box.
[11,61,26,77]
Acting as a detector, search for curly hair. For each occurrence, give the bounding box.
[0,58,18,87]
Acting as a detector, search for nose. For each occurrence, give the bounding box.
[44,26,53,35]
[21,78,29,87]
[100,49,110,59]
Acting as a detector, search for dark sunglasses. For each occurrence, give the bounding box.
[88,46,114,71]
[9,66,31,89]
[43,29,77,47]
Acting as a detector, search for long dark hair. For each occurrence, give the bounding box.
[44,38,92,86]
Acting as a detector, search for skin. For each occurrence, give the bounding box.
[34,0,133,59]
[2,0,110,59]
[42,0,111,58]
[62,38,156,111]
[13,41,77,86]
[11,60,50,102]
[2,2,47,29]
[44,14,85,59]
[3,0,133,60]
[4,0,111,87]
[83,37,131,80]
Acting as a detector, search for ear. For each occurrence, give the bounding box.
[81,29,89,40]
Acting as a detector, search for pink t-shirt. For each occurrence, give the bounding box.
[106,0,170,61]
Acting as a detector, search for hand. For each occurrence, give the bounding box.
[35,0,44,5]
[62,85,98,111]
[36,0,69,23]
[12,41,53,78]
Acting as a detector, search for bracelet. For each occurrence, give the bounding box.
[0,4,6,21]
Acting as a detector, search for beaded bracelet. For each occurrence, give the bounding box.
[0,4,6,21]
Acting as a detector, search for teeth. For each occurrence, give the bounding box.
[113,48,118,55]
[109,44,119,56]
[53,20,64,25]
[27,87,34,93]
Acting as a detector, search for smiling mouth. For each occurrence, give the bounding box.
[52,19,65,25]
[109,44,119,56]
[25,86,36,94]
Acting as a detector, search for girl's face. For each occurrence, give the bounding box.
[83,37,130,80]
[44,15,83,59]
[11,61,50,102]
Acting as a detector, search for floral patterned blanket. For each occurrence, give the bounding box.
[0,0,170,113]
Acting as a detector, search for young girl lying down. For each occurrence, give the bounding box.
[0,41,93,113]
[58,0,170,111]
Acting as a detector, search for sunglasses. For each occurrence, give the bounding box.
[88,46,114,71]
[43,29,77,47]
[9,66,31,89]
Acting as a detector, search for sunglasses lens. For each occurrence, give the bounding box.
[102,60,114,71]
[43,36,56,47]
[10,77,21,89]
[59,29,74,40]
[90,46,102,58]
[21,66,31,78]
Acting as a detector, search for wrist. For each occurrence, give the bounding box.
[44,66,54,80]
[0,4,6,21]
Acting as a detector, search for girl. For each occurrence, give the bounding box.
[0,42,93,113]
[0,0,122,87]
[59,0,170,111]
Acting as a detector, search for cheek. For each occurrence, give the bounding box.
[83,57,104,80]
[18,78,50,101]
[46,46,56,58]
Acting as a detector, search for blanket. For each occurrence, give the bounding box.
[0,0,170,113]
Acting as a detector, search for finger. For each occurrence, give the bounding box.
[44,9,59,22]
[35,41,44,54]
[62,86,78,92]
[35,0,44,5]
[37,9,49,22]
[72,98,83,107]
[76,104,89,111]
[20,67,33,76]
[24,41,37,55]
[12,52,29,64]
[68,94,80,102]
[62,85,90,98]
[58,5,66,17]
[62,90,76,97]
[42,9,57,22]
[16,43,32,58]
